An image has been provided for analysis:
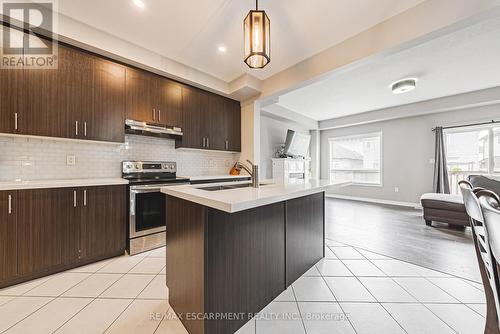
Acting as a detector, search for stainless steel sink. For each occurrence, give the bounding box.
[197,183,272,191]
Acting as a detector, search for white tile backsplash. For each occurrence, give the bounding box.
[0,134,240,181]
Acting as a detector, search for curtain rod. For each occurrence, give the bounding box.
[432,120,499,132]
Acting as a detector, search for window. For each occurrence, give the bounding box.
[445,125,500,194]
[329,132,382,185]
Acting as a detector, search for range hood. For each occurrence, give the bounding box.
[125,119,183,139]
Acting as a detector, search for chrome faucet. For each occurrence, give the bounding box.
[235,160,259,188]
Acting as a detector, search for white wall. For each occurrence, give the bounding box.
[260,115,311,179]
[321,104,500,204]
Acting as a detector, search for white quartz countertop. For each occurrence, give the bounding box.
[182,174,251,181]
[0,178,129,191]
[161,179,348,213]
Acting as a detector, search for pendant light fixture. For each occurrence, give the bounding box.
[243,0,271,69]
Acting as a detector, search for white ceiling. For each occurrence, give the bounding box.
[277,16,500,121]
[55,0,425,82]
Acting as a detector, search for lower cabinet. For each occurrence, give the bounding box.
[0,191,17,282]
[80,185,126,260]
[0,185,126,288]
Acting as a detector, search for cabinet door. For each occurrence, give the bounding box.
[207,94,227,151]
[23,45,93,139]
[227,99,241,152]
[158,79,182,127]
[60,46,94,140]
[181,86,206,149]
[17,188,78,275]
[88,57,125,142]
[0,26,24,134]
[80,185,126,259]
[0,191,17,282]
[125,67,157,123]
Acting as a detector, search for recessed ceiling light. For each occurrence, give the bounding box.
[133,0,145,8]
[218,46,227,53]
[390,78,417,94]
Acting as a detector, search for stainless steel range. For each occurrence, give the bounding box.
[122,161,189,255]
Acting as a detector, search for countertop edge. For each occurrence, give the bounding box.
[162,182,338,213]
[0,178,129,191]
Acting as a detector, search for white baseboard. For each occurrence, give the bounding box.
[326,194,422,209]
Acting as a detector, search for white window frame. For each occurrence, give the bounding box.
[328,131,383,187]
[444,125,498,175]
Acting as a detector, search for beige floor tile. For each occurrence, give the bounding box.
[129,257,165,274]
[160,266,166,275]
[382,303,456,334]
[273,286,295,302]
[0,296,15,306]
[0,276,52,296]
[316,259,353,276]
[105,299,169,334]
[428,277,486,303]
[330,247,365,260]
[467,303,486,317]
[63,274,122,298]
[100,274,155,299]
[55,298,133,334]
[155,307,189,334]
[292,277,335,302]
[394,278,458,303]
[147,247,166,258]
[340,303,405,334]
[69,258,117,273]
[5,297,91,334]
[97,256,144,274]
[24,273,91,297]
[426,303,485,334]
[0,297,53,332]
[356,249,390,260]
[255,301,305,334]
[298,302,356,334]
[324,277,375,302]
[342,260,386,277]
[138,275,168,300]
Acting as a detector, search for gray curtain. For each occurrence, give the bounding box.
[433,127,450,194]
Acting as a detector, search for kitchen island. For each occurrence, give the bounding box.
[161,179,344,334]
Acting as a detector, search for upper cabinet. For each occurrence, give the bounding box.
[0,34,125,142]
[125,67,183,128]
[178,86,241,152]
[89,57,126,142]
[0,25,240,150]
[125,67,157,124]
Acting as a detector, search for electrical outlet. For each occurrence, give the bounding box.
[394,187,399,193]
[66,155,76,166]
[429,158,435,164]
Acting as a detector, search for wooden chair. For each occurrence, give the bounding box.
[459,180,500,333]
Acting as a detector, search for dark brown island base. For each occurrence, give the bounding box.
[165,191,325,334]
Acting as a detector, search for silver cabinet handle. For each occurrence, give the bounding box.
[8,195,12,214]
[206,137,209,148]
[83,190,87,206]
[14,113,18,130]
[158,109,161,121]
[202,137,205,147]
[75,121,79,136]
[152,108,156,121]
[225,140,229,150]
[73,190,77,207]
[84,122,87,137]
